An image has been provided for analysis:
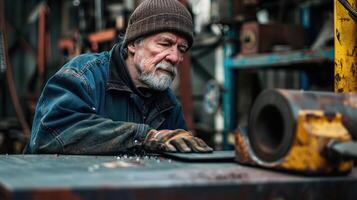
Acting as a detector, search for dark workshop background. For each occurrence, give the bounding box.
[0,0,334,153]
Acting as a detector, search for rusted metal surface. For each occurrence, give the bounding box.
[278,89,357,139]
[236,89,357,174]
[334,0,357,93]
[1,154,357,200]
[280,110,353,173]
[235,128,255,164]
[253,89,357,139]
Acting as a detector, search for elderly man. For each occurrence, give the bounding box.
[25,0,212,154]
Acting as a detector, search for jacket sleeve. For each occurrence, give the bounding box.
[29,67,151,155]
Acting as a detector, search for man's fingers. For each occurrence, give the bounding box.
[195,137,209,148]
[163,143,177,152]
[194,137,213,152]
[170,138,191,152]
[183,137,213,152]
[143,140,178,152]
[157,129,186,142]
[144,129,212,153]
[182,137,206,152]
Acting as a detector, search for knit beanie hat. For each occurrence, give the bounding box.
[123,0,194,49]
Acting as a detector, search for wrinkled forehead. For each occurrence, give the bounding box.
[147,32,189,46]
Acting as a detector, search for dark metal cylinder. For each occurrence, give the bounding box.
[248,89,357,163]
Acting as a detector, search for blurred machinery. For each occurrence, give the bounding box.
[239,22,306,54]
[58,0,133,59]
[221,0,350,150]
[233,0,357,174]
[235,89,357,174]
[0,0,141,153]
[0,0,31,153]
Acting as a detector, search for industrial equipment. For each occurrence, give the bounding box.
[233,0,357,174]
[240,22,306,54]
[235,89,357,174]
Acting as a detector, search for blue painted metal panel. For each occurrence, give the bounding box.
[225,48,334,69]
[301,6,311,28]
[223,66,235,149]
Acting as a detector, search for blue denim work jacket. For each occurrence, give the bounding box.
[26,44,187,154]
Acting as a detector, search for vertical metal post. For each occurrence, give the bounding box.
[0,33,5,75]
[299,5,311,90]
[223,47,236,149]
[223,0,237,149]
[0,2,6,117]
[179,53,194,130]
[95,0,103,31]
[334,0,357,93]
[37,4,46,88]
[178,0,193,130]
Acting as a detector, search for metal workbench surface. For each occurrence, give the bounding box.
[0,154,356,200]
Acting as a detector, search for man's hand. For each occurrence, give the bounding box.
[143,129,213,153]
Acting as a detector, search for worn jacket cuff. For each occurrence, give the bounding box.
[133,124,151,146]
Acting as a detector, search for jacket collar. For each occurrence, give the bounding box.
[107,44,136,94]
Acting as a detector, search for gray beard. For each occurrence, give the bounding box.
[138,61,177,91]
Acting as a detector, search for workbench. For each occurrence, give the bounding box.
[0,153,356,200]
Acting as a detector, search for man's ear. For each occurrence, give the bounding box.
[127,43,136,54]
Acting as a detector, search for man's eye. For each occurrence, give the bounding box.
[179,47,188,53]
[159,43,170,47]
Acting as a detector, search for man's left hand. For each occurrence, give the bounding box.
[144,129,213,153]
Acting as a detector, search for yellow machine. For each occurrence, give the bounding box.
[235,89,357,174]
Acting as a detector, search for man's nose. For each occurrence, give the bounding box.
[165,47,183,65]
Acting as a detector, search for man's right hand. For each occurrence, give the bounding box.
[143,129,213,153]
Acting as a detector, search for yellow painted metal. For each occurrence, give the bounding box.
[334,0,357,93]
[235,110,354,174]
[280,110,353,173]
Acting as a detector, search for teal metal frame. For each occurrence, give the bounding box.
[225,48,334,69]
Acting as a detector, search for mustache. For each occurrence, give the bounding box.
[156,61,177,77]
